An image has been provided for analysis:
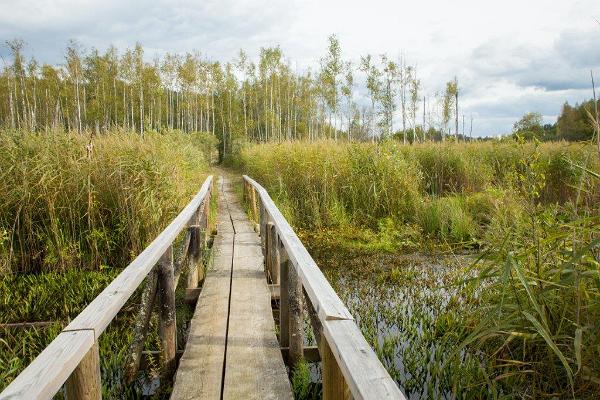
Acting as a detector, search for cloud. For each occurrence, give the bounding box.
[1,0,599,136]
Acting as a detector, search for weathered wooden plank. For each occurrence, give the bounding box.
[0,330,94,400]
[323,319,406,400]
[170,176,233,400]
[222,179,292,400]
[242,176,352,322]
[280,346,321,363]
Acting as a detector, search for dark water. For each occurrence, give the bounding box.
[309,247,489,399]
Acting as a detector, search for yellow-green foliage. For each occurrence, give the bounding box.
[236,140,599,245]
[0,130,216,273]
[238,140,423,227]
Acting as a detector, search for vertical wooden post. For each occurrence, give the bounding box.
[269,224,278,284]
[65,341,101,400]
[321,337,352,400]
[158,245,176,377]
[187,225,200,288]
[265,222,274,281]
[288,261,304,370]
[251,187,258,221]
[279,243,289,349]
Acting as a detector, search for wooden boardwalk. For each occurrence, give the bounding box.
[171,177,292,399]
[0,174,404,400]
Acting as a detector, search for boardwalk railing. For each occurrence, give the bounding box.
[0,176,214,400]
[243,175,405,400]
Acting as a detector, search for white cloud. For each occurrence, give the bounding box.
[1,0,599,136]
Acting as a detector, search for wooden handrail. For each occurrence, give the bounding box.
[0,175,213,400]
[242,175,405,400]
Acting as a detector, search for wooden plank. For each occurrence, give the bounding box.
[281,346,321,363]
[0,330,94,400]
[242,176,352,322]
[222,179,292,400]
[171,176,233,400]
[323,319,406,400]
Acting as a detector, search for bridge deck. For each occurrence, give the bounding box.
[170,176,292,400]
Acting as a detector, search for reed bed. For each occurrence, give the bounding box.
[235,139,600,398]
[235,140,599,245]
[0,129,216,396]
[0,130,216,274]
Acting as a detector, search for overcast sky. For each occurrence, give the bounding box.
[1,0,599,136]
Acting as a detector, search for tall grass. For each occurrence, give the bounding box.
[234,138,600,397]
[0,129,217,395]
[0,130,216,273]
[234,140,599,246]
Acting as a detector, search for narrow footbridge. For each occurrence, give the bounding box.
[0,175,404,400]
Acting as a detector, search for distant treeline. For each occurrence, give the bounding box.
[0,37,486,150]
[1,37,597,153]
[511,100,600,142]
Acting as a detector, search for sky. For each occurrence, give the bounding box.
[1,0,599,136]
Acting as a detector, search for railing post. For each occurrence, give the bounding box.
[265,222,274,281]
[187,224,201,288]
[269,223,278,284]
[288,260,304,370]
[279,242,289,349]
[65,340,101,400]
[251,187,258,221]
[320,336,352,400]
[158,245,176,377]
[124,269,158,383]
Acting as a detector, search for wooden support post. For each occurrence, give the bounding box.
[124,269,158,383]
[320,337,352,400]
[259,204,265,236]
[65,340,101,400]
[158,245,176,377]
[203,197,210,243]
[288,260,304,370]
[304,289,321,347]
[266,222,274,281]
[187,225,201,289]
[279,243,290,349]
[269,224,279,284]
[251,187,258,221]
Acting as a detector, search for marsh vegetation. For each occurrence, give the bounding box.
[235,139,600,398]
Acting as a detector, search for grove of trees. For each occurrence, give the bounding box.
[0,36,471,156]
[2,35,597,157]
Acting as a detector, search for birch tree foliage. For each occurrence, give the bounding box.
[0,36,471,152]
